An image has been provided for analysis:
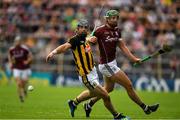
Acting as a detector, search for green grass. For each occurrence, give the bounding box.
[0,84,180,119]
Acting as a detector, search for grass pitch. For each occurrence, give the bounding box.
[0,84,180,119]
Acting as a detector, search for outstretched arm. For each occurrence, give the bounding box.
[8,51,13,64]
[46,42,71,62]
[8,51,13,69]
[118,39,140,63]
[24,52,33,65]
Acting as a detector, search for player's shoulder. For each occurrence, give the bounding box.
[68,35,78,42]
[21,45,30,52]
[96,25,106,32]
[9,46,15,51]
[21,44,30,52]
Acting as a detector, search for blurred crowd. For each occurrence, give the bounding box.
[0,0,180,79]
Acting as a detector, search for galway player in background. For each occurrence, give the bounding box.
[8,36,33,102]
[85,9,159,117]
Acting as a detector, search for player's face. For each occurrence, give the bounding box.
[106,16,119,28]
[15,40,21,46]
[77,25,89,36]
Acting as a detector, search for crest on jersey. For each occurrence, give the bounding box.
[85,44,91,52]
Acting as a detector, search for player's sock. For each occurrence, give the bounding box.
[24,90,27,97]
[88,100,95,107]
[83,103,92,117]
[73,97,80,105]
[140,103,146,109]
[114,113,127,120]
[68,99,77,117]
[140,103,151,114]
[113,113,119,118]
[143,105,151,114]
[19,96,24,103]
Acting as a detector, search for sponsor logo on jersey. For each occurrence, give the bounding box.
[105,36,119,42]
[12,50,24,58]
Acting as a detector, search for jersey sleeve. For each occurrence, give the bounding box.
[21,45,30,55]
[118,28,122,40]
[68,38,76,50]
[94,26,103,39]
[8,47,13,56]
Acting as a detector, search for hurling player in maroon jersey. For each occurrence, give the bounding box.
[84,10,159,117]
[8,36,33,102]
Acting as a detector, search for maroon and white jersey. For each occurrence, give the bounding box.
[9,45,31,69]
[94,25,121,64]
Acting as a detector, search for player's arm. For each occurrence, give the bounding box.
[118,38,140,63]
[8,50,13,69]
[24,52,33,65]
[8,51,12,63]
[46,42,71,62]
[8,50,14,64]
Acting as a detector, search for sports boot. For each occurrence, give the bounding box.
[83,103,92,117]
[144,103,159,114]
[68,100,77,117]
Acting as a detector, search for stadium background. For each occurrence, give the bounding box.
[1,0,179,91]
[0,0,180,119]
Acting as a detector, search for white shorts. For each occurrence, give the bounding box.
[79,67,100,90]
[13,68,31,80]
[98,59,120,77]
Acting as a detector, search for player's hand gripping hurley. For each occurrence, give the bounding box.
[133,44,172,67]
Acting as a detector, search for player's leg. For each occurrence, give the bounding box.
[21,69,31,97]
[91,84,127,119]
[111,70,159,114]
[68,68,101,117]
[68,67,126,119]
[13,69,24,102]
[68,89,92,117]
[104,76,115,93]
[15,77,24,102]
[68,71,100,117]
[84,76,115,116]
[84,61,117,117]
[68,88,100,117]
[21,80,28,97]
[75,89,92,103]
[69,83,126,119]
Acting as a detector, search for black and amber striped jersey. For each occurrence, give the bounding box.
[68,35,94,76]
